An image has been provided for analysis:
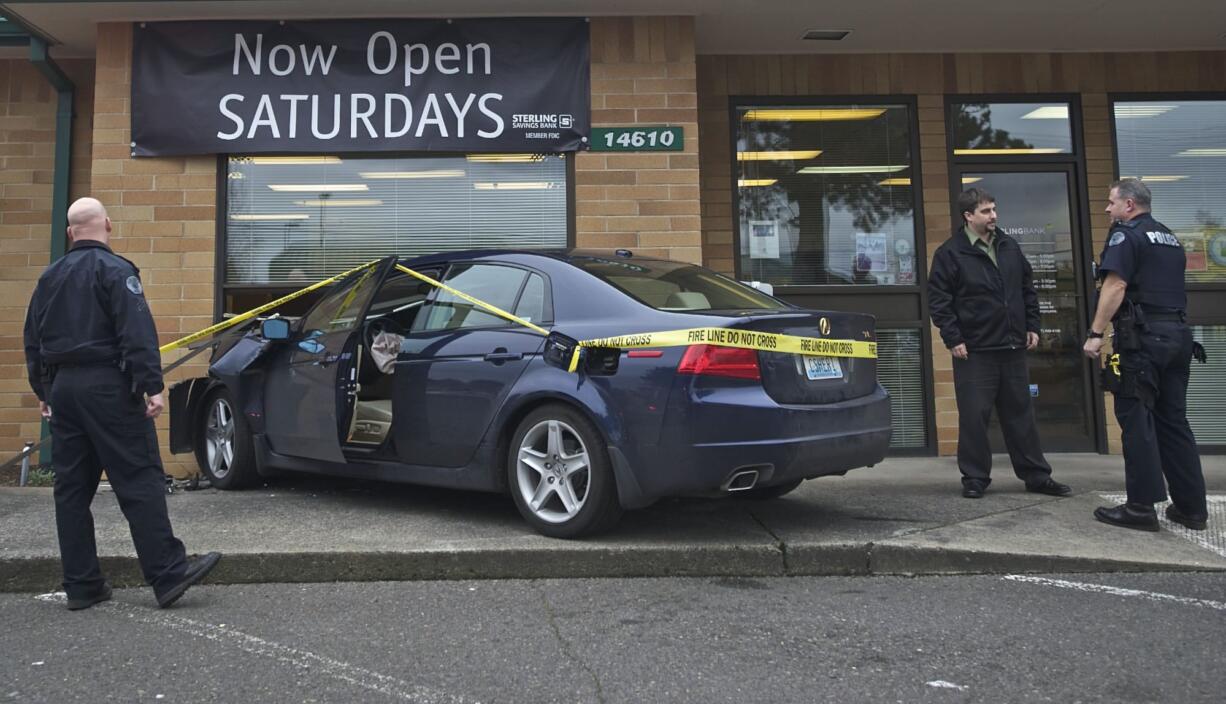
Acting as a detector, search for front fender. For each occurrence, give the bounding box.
[168,377,215,454]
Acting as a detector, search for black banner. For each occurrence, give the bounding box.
[131,18,590,156]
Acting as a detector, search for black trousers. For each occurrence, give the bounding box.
[952,348,1053,487]
[48,365,187,601]
[1114,321,1207,515]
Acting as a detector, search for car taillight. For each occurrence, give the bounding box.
[677,344,761,380]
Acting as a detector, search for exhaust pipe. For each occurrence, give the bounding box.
[723,469,759,492]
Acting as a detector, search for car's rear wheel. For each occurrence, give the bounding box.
[194,387,258,489]
[507,404,622,538]
[734,478,803,500]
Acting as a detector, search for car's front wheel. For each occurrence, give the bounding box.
[507,404,623,538]
[194,386,257,489]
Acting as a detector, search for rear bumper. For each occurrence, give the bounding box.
[623,384,892,501]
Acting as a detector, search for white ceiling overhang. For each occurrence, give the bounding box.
[1,1,1223,59]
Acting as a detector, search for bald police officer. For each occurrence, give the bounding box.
[24,197,221,609]
[1083,179,1208,532]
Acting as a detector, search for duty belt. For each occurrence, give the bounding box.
[52,357,122,369]
[1142,312,1185,323]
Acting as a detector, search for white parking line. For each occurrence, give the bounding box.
[35,592,477,704]
[1003,575,1226,612]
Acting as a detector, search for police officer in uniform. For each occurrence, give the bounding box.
[1084,179,1208,532]
[23,197,221,609]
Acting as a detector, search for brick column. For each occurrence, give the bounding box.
[579,18,701,263]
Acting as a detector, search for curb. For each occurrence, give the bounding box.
[5,543,1223,593]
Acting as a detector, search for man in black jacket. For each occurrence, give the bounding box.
[928,188,1071,499]
[24,197,220,609]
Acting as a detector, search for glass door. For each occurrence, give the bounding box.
[953,166,1097,451]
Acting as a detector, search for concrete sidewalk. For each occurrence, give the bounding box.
[2,454,1224,591]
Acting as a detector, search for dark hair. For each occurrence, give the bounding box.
[1110,178,1152,210]
[957,188,995,220]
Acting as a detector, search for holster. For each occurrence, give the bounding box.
[1112,300,1145,352]
[40,362,58,389]
[1100,354,1121,394]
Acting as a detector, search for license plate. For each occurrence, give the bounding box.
[803,355,843,380]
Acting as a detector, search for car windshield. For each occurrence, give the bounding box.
[569,255,787,312]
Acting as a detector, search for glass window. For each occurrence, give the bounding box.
[224,153,568,312]
[735,103,918,287]
[1189,325,1226,444]
[300,266,382,334]
[876,329,928,449]
[1113,100,1226,285]
[950,102,1074,155]
[513,273,547,323]
[569,255,788,311]
[416,264,529,331]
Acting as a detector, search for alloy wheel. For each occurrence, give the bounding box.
[515,419,591,524]
[204,396,236,479]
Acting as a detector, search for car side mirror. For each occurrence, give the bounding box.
[261,318,291,341]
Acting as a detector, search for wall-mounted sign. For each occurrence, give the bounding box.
[589,126,683,152]
[131,18,590,156]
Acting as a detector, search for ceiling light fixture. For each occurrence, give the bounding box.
[736,150,822,161]
[1137,175,1190,182]
[293,199,383,207]
[798,165,909,175]
[247,156,343,165]
[1175,148,1226,157]
[269,184,368,192]
[473,182,553,190]
[359,170,466,179]
[742,108,886,122]
[230,213,311,221]
[738,178,779,187]
[877,178,911,186]
[467,154,545,163]
[952,148,1065,155]
[1019,106,1069,120]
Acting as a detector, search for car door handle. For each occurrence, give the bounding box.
[484,349,523,362]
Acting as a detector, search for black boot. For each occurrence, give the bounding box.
[1094,502,1159,532]
[1165,504,1208,531]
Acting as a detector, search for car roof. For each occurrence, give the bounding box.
[400,248,682,269]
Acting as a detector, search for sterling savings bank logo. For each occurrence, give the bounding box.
[512,113,573,140]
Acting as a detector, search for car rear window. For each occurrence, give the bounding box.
[569,255,787,311]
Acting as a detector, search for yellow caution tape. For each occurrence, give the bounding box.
[567,327,877,372]
[158,257,877,377]
[158,259,382,354]
[394,264,549,336]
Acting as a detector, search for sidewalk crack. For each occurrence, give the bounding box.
[746,508,790,573]
[538,586,606,704]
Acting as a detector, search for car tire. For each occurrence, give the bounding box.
[194,386,258,489]
[734,478,803,500]
[507,404,623,538]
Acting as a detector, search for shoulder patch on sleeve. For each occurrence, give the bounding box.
[1108,231,1126,247]
[125,275,144,295]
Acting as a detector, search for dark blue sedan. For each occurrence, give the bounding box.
[169,250,891,537]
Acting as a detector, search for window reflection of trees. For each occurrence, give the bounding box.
[737,106,916,286]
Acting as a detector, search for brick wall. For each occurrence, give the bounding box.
[0,57,94,460]
[92,22,217,478]
[698,50,1226,455]
[579,17,700,262]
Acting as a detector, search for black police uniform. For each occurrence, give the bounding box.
[23,239,190,604]
[1097,213,1207,518]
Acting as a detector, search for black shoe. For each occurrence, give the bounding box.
[1165,504,1208,531]
[157,552,221,609]
[962,483,985,499]
[1094,503,1159,532]
[66,583,112,611]
[1026,478,1072,497]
